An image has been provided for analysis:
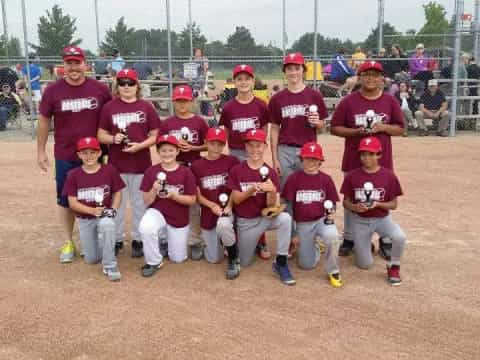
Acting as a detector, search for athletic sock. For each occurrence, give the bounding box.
[226,244,237,262]
[276,255,287,267]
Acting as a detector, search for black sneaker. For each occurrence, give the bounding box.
[338,239,354,256]
[379,237,392,261]
[114,242,123,256]
[131,240,144,258]
[226,258,240,280]
[141,262,163,277]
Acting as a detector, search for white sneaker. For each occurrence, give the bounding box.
[103,266,122,281]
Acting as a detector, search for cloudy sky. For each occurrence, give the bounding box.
[2,0,475,52]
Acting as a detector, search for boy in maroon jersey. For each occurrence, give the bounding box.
[191,128,240,279]
[282,142,343,288]
[159,85,208,261]
[138,135,197,277]
[62,137,125,281]
[227,129,296,286]
[340,136,406,286]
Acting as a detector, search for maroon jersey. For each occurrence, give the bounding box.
[268,86,328,146]
[219,97,270,150]
[282,170,339,222]
[40,78,112,161]
[227,162,280,219]
[340,167,403,218]
[62,164,125,219]
[99,98,161,174]
[191,155,240,230]
[330,92,404,172]
[159,115,209,165]
[140,164,196,227]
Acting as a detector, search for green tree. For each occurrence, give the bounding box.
[32,5,81,56]
[101,17,136,56]
[417,1,450,48]
[290,33,354,57]
[178,22,207,57]
[226,26,256,55]
[205,40,228,56]
[0,36,22,57]
[363,22,400,52]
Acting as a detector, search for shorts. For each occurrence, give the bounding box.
[32,89,42,102]
[55,159,82,208]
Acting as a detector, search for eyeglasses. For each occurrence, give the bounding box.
[117,79,137,87]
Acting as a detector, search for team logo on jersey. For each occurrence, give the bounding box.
[240,182,262,195]
[165,184,184,194]
[281,104,308,119]
[61,97,98,112]
[112,111,146,127]
[77,185,111,203]
[354,112,387,128]
[295,190,325,204]
[354,186,386,202]
[231,116,260,132]
[170,128,199,143]
[201,173,228,190]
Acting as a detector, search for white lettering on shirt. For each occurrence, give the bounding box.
[231,117,259,132]
[354,187,386,202]
[201,173,227,190]
[61,97,98,112]
[77,185,111,203]
[112,111,146,127]
[295,190,325,204]
[281,104,308,119]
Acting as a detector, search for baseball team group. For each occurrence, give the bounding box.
[36,46,407,287]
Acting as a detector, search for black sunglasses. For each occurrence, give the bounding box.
[117,79,137,87]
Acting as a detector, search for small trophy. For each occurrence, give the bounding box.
[218,193,229,217]
[323,200,335,225]
[259,166,269,182]
[156,172,168,197]
[94,191,104,218]
[306,104,318,128]
[365,109,375,133]
[117,119,130,146]
[180,126,190,142]
[363,182,374,208]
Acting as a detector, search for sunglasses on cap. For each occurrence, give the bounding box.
[64,49,82,56]
[117,79,137,87]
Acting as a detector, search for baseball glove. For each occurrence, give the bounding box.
[261,203,286,218]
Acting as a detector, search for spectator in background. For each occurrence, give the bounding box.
[350,46,366,70]
[395,82,418,136]
[414,79,449,137]
[386,44,409,80]
[110,49,125,74]
[94,52,109,80]
[0,84,20,130]
[193,48,209,92]
[409,43,433,89]
[133,59,154,98]
[0,64,19,92]
[467,56,480,115]
[440,58,453,79]
[330,48,356,93]
[22,54,42,113]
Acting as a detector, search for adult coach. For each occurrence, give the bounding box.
[37,46,112,263]
[330,61,404,260]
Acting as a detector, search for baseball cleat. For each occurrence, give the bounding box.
[190,244,204,261]
[338,239,354,256]
[103,266,122,282]
[328,272,343,288]
[226,258,240,280]
[141,261,164,278]
[387,265,402,286]
[131,240,144,258]
[59,240,75,263]
[272,262,296,286]
[257,243,272,260]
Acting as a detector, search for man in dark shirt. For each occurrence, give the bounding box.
[0,65,19,92]
[0,84,20,130]
[414,79,449,136]
[467,57,480,114]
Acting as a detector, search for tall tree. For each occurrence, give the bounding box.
[363,22,400,52]
[178,22,207,57]
[417,1,450,48]
[226,26,256,55]
[100,17,136,56]
[290,33,354,57]
[0,36,22,57]
[32,5,81,56]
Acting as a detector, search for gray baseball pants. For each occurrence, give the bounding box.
[200,215,236,263]
[116,173,145,243]
[78,217,117,269]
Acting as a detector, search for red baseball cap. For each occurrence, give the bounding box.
[233,64,254,78]
[62,46,85,62]
[357,60,384,75]
[358,136,382,153]
[206,127,227,143]
[172,85,193,101]
[300,142,324,161]
[283,52,306,70]
[243,129,267,143]
[117,68,138,82]
[157,134,180,147]
[77,137,100,151]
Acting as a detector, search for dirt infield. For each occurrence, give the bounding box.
[1,134,479,360]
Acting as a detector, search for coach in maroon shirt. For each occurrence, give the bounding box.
[37,46,112,263]
[330,61,404,259]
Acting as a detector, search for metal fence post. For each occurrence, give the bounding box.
[451,0,464,137]
[188,0,193,60]
[94,0,101,52]
[1,0,8,64]
[377,0,384,52]
[313,0,318,90]
[21,0,36,139]
[474,0,480,61]
[166,0,173,116]
[282,0,286,58]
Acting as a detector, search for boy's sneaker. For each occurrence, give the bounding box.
[256,242,272,260]
[103,266,122,282]
[142,262,164,278]
[328,272,343,288]
[387,265,402,286]
[226,258,240,280]
[379,237,392,261]
[190,244,203,261]
[272,262,296,286]
[131,240,143,258]
[59,240,75,263]
[338,239,354,256]
[114,241,123,256]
